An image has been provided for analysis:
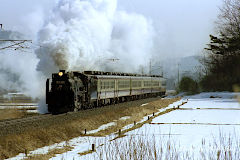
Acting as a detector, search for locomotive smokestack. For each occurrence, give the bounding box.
[46,79,49,104]
[59,70,65,74]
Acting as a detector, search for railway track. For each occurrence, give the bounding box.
[0,114,52,127]
[0,112,81,136]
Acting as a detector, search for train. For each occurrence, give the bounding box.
[46,70,166,114]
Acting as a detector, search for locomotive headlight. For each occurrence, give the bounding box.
[58,72,63,77]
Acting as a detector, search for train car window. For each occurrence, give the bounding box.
[132,81,142,88]
[110,81,115,89]
[144,81,152,87]
[101,81,104,89]
[152,81,159,87]
[118,80,130,88]
[100,80,115,90]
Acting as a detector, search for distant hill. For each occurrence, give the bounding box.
[152,55,202,89]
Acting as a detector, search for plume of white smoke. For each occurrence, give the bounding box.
[0,31,44,98]
[0,0,155,113]
[0,52,44,98]
[36,0,154,75]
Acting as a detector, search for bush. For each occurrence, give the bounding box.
[178,77,199,94]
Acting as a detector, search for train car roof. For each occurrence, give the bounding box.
[90,75,157,80]
[83,70,163,78]
[56,70,166,80]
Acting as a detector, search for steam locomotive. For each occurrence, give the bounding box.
[46,70,166,114]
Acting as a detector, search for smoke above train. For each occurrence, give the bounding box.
[0,0,156,114]
[36,0,155,76]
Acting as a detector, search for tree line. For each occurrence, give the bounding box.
[178,0,240,94]
[200,0,240,91]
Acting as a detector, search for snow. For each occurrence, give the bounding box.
[26,110,39,113]
[58,99,185,160]
[140,103,149,106]
[77,92,240,159]
[127,92,240,152]
[7,92,240,159]
[0,103,38,109]
[118,116,130,121]
[7,136,113,160]
[87,122,116,134]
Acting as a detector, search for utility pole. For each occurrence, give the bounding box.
[141,66,144,75]
[149,60,152,75]
[161,66,163,77]
[177,63,180,85]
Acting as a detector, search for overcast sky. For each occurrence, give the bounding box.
[118,0,223,58]
[0,0,223,58]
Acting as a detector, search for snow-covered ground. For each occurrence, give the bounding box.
[75,93,240,159]
[0,103,38,109]
[7,92,240,159]
[133,97,240,151]
[0,103,38,113]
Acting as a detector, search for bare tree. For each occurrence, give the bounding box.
[217,0,240,36]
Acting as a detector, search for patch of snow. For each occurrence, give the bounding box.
[87,122,116,134]
[7,141,67,160]
[26,110,38,113]
[0,104,38,109]
[7,136,112,160]
[140,103,149,106]
[0,103,37,106]
[119,116,130,121]
[50,135,116,160]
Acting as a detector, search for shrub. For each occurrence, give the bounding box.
[178,77,199,94]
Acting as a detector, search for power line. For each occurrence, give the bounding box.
[0,40,32,51]
[107,58,119,62]
[0,24,32,51]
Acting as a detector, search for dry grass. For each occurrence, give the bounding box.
[70,98,180,137]
[82,131,240,160]
[0,109,24,120]
[0,97,180,159]
[0,109,39,121]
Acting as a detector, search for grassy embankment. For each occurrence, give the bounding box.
[0,109,38,121]
[0,97,180,159]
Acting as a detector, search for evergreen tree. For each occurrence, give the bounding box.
[201,0,240,91]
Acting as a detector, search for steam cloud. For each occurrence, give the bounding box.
[36,0,155,75]
[0,31,43,98]
[0,0,155,113]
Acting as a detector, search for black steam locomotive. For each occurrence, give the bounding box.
[46,70,166,114]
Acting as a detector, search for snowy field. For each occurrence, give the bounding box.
[0,103,38,113]
[0,103,38,109]
[7,92,240,159]
[77,93,240,159]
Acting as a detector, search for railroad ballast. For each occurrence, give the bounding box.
[46,70,166,114]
